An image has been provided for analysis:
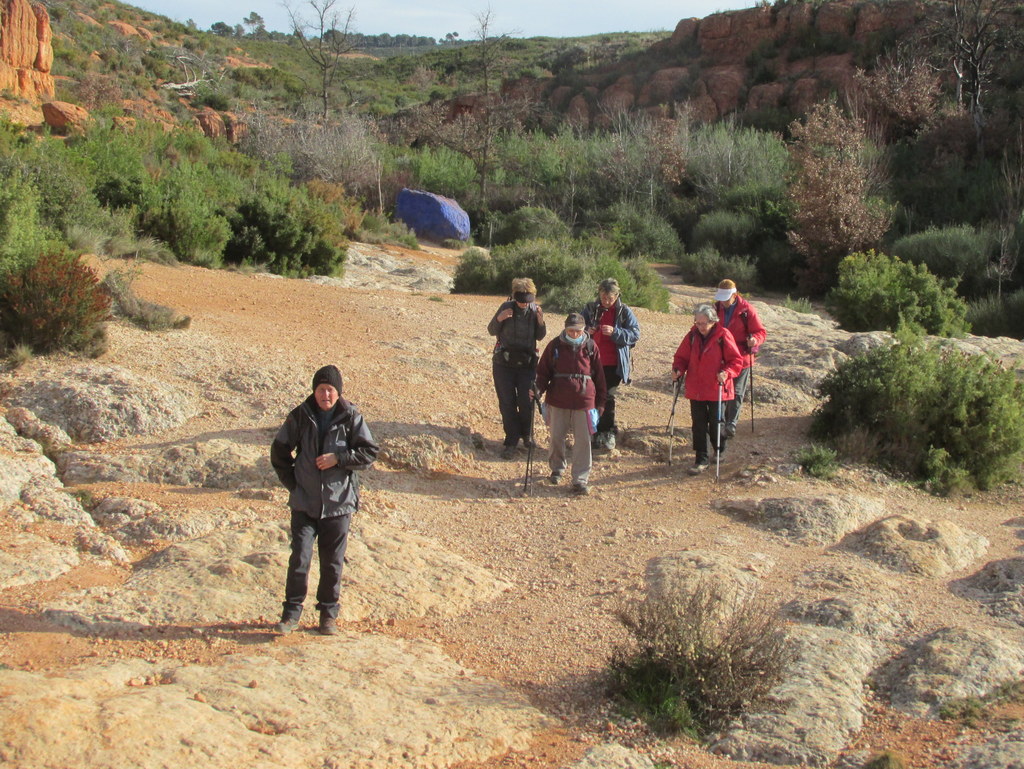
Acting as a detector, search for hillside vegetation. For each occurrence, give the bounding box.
[3,0,1024,334]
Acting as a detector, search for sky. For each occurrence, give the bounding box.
[129,0,756,41]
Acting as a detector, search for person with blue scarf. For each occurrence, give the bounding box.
[534,313,607,496]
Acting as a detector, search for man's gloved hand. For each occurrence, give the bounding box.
[748,344,760,355]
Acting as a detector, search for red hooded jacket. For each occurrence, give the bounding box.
[714,295,767,369]
[672,323,744,401]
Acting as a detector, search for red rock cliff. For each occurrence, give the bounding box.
[0,0,55,102]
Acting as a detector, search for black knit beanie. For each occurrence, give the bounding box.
[312,365,343,395]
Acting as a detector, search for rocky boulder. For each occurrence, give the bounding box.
[0,531,79,588]
[955,556,1024,627]
[954,728,1024,769]
[395,188,471,243]
[715,495,884,545]
[644,548,770,606]
[41,100,89,133]
[8,364,197,443]
[844,515,989,577]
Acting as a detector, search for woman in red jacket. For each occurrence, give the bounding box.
[714,278,768,437]
[535,313,607,496]
[672,304,744,475]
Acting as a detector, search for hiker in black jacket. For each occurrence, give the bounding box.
[270,365,379,636]
[488,277,546,459]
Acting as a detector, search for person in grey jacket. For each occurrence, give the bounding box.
[270,365,379,636]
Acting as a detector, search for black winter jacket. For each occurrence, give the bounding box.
[270,395,379,518]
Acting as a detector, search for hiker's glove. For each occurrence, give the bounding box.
[748,344,760,355]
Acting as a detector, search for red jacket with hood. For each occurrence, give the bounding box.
[714,295,767,368]
[672,323,744,401]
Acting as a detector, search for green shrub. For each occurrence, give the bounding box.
[489,206,570,246]
[0,252,110,355]
[676,246,757,289]
[452,247,498,293]
[691,210,756,257]
[605,201,683,262]
[609,582,793,735]
[225,185,347,276]
[453,237,668,312]
[811,333,1024,492]
[826,250,969,336]
[137,163,232,266]
[890,225,997,298]
[796,444,839,479]
[357,213,419,249]
[408,145,477,199]
[0,173,57,277]
[782,295,815,314]
[966,290,1024,338]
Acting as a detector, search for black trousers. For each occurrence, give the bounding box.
[596,365,622,434]
[690,399,729,463]
[493,361,536,447]
[282,509,351,620]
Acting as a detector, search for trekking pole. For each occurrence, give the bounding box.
[523,390,538,495]
[749,357,755,434]
[716,381,724,482]
[667,378,681,466]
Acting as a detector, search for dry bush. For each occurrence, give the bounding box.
[102,270,191,331]
[609,581,794,734]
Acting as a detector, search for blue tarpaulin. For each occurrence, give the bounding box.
[395,188,471,243]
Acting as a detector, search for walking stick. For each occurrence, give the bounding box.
[749,356,755,434]
[523,390,543,495]
[716,381,724,482]
[667,378,681,466]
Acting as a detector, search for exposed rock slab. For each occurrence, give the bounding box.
[845,515,989,577]
[7,364,197,442]
[954,727,1024,769]
[58,438,275,489]
[45,519,512,631]
[0,531,79,588]
[715,495,884,545]
[711,626,877,767]
[0,637,551,768]
[956,557,1024,627]
[571,743,657,769]
[882,627,1024,717]
[789,564,915,640]
[645,548,771,605]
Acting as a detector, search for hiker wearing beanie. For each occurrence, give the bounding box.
[581,277,640,452]
[714,279,767,437]
[534,312,607,496]
[488,277,546,460]
[270,365,379,636]
[672,304,744,475]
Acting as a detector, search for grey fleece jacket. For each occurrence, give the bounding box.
[270,395,379,518]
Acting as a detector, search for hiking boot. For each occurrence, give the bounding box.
[688,462,709,476]
[522,438,537,450]
[318,614,339,636]
[276,616,300,635]
[500,445,517,460]
[570,482,590,496]
[548,472,562,485]
[723,423,737,438]
[604,433,616,451]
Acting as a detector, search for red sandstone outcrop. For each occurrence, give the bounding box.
[535,0,922,123]
[0,0,55,102]
[41,100,89,133]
